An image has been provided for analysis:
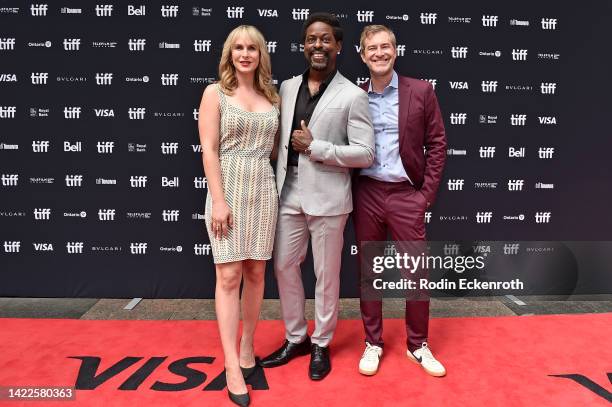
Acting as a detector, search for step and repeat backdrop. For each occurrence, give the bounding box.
[1,1,610,297]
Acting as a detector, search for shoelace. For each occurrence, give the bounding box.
[362,343,381,363]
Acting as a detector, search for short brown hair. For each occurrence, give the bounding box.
[359,25,396,54]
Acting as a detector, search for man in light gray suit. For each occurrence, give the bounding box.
[260,12,375,381]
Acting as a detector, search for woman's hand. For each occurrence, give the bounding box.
[211,200,233,240]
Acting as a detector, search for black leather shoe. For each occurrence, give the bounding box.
[259,337,311,368]
[228,390,250,406]
[240,357,259,379]
[309,344,331,380]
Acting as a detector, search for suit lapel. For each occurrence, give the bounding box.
[282,76,302,144]
[399,76,412,135]
[308,72,343,128]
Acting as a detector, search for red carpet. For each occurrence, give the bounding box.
[0,314,610,406]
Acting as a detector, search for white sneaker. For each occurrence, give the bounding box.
[359,342,383,376]
[407,343,446,377]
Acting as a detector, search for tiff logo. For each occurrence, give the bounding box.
[510,114,527,126]
[64,106,82,119]
[508,179,524,191]
[31,72,48,84]
[193,109,199,121]
[226,6,244,18]
[422,79,437,89]
[128,107,146,119]
[95,4,113,17]
[162,210,180,222]
[540,82,556,94]
[66,242,84,254]
[3,241,20,253]
[447,179,464,191]
[194,40,211,52]
[32,140,50,152]
[63,38,81,51]
[357,10,374,22]
[194,177,207,189]
[98,209,116,221]
[31,4,48,16]
[356,77,368,86]
[65,175,84,187]
[96,141,114,153]
[0,38,16,50]
[161,74,179,86]
[504,243,520,254]
[420,12,437,24]
[479,146,495,158]
[194,243,212,255]
[538,147,555,159]
[541,18,557,30]
[266,41,277,54]
[396,44,406,57]
[161,5,179,17]
[130,242,148,254]
[0,106,16,118]
[128,39,146,51]
[443,244,459,255]
[1,174,19,186]
[481,80,498,92]
[476,211,493,223]
[161,142,179,154]
[95,73,113,85]
[450,113,467,125]
[535,212,551,223]
[130,176,148,188]
[424,212,432,224]
[451,46,468,58]
[482,15,498,27]
[34,208,51,220]
[512,49,528,61]
[292,8,309,20]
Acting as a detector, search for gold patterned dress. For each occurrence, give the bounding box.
[205,85,279,264]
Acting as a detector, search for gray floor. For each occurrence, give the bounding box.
[1,295,611,320]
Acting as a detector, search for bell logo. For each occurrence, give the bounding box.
[3,241,21,253]
[66,242,84,254]
[476,212,493,223]
[512,49,528,61]
[538,116,557,125]
[450,113,467,125]
[292,8,309,20]
[130,242,148,254]
[162,210,180,222]
[194,243,212,255]
[0,106,16,118]
[422,79,437,89]
[193,40,211,52]
[541,18,557,30]
[130,176,148,188]
[510,114,527,126]
[161,142,179,154]
[95,4,114,17]
[266,41,277,54]
[540,82,556,94]
[161,5,179,17]
[65,175,84,187]
[0,38,16,50]
[420,13,437,24]
[535,212,551,223]
[128,107,146,119]
[32,140,50,152]
[30,4,48,16]
[96,141,115,154]
[31,72,49,85]
[63,38,81,51]
[226,6,245,18]
[161,176,179,187]
[98,209,116,221]
[161,74,179,86]
[479,146,495,158]
[257,9,278,17]
[194,177,207,189]
[34,208,52,220]
[449,81,468,90]
[64,107,82,119]
[1,174,19,186]
[95,73,113,85]
[451,46,468,59]
[447,179,464,191]
[508,147,526,158]
[128,5,146,16]
[503,243,520,254]
[507,179,524,191]
[481,80,498,93]
[538,147,555,159]
[128,39,146,51]
[357,11,374,23]
[424,211,432,224]
[481,15,498,27]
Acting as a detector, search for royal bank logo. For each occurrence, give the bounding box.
[128,143,147,152]
[128,107,146,120]
[451,46,468,59]
[541,18,557,30]
[30,107,50,117]
[31,4,48,16]
[535,182,554,190]
[3,241,20,253]
[161,5,179,17]
[266,41,277,54]
[96,141,114,153]
[447,179,464,191]
[162,176,179,187]
[447,149,466,156]
[292,8,309,20]
[61,7,82,14]
[226,6,244,18]
[162,210,180,222]
[538,147,555,159]
[510,19,530,27]
[128,39,146,51]
[0,143,18,150]
[32,140,50,152]
[96,178,116,185]
[508,147,526,158]
[64,106,82,119]
[481,15,498,27]
[95,4,114,17]
[449,81,468,90]
[476,211,493,223]
[65,175,83,187]
[161,74,179,86]
[161,142,179,154]
[0,106,17,118]
[194,243,212,255]
[98,209,116,221]
[0,38,16,50]
[510,114,527,126]
[192,7,212,16]
[540,82,556,94]
[130,176,148,188]
[194,177,207,189]
[538,116,557,125]
[66,242,84,254]
[357,10,374,22]
[257,9,278,17]
[420,12,437,24]
[159,42,180,49]
[63,38,81,51]
[450,113,467,125]
[194,40,211,52]
[507,179,524,191]
[503,243,520,254]
[130,242,148,254]
[94,108,115,117]
[479,146,495,158]
[128,5,145,16]
[481,80,498,93]
[535,212,551,223]
[512,49,528,61]
[33,208,51,220]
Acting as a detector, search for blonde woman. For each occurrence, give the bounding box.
[198,25,279,406]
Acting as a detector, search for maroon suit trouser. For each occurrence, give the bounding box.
[353,176,429,353]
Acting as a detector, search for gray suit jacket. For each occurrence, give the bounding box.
[276,71,375,216]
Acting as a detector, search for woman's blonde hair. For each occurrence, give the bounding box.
[218,25,279,105]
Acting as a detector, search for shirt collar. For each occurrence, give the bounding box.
[368,70,398,93]
[302,68,337,90]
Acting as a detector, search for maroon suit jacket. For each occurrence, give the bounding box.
[359,75,447,206]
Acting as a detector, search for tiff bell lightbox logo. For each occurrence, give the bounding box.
[510,114,527,126]
[96,73,113,85]
[507,179,524,191]
[194,244,212,255]
[63,38,81,51]
[130,243,148,254]
[540,82,556,94]
[65,175,83,187]
[34,208,51,220]
[67,242,84,254]
[64,106,82,119]
[130,176,147,187]
[450,113,467,125]
[447,179,464,191]
[128,39,146,51]
[420,12,437,24]
[479,146,495,158]
[0,38,16,50]
[96,141,114,153]
[194,177,207,188]
[481,80,498,92]
[0,106,17,118]
[451,46,468,58]
[538,147,555,159]
[98,209,116,221]
[128,107,146,119]
[128,5,146,16]
[541,18,557,30]
[535,212,551,223]
[512,49,528,61]
[476,212,493,223]
[161,5,179,17]
[161,74,179,85]
[3,241,20,253]
[194,40,211,52]
[292,8,309,20]
[95,4,113,16]
[504,243,520,254]
[32,140,50,152]
[226,6,244,18]
[31,72,48,84]
[357,10,374,22]
[161,142,179,154]
[1,174,18,186]
[482,15,498,27]
[31,4,48,16]
[162,210,180,222]
[266,41,277,53]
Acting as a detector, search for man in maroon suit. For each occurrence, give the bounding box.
[354,25,447,377]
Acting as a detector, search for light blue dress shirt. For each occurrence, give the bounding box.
[361,71,412,183]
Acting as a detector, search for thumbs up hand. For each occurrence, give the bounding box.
[291,119,313,154]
